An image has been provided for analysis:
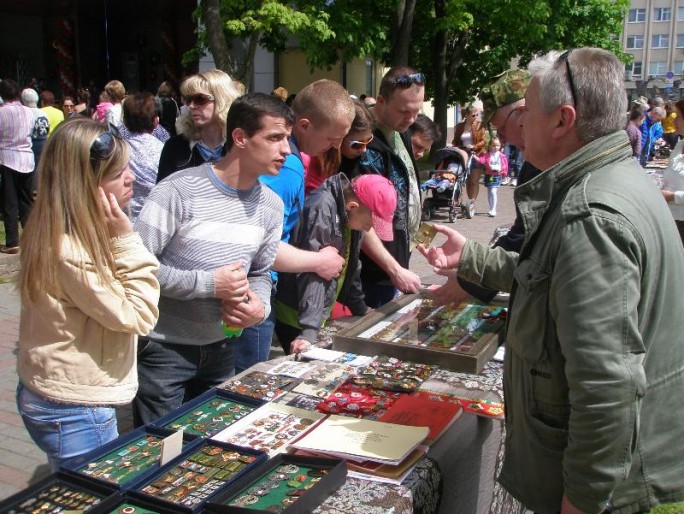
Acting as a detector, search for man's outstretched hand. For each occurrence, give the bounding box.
[417,224,467,270]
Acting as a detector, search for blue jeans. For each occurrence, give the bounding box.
[233,309,275,374]
[16,383,118,472]
[362,282,399,308]
[133,338,235,427]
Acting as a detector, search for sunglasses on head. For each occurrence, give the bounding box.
[557,49,579,111]
[183,93,215,106]
[393,73,425,88]
[346,135,374,150]
[90,124,121,162]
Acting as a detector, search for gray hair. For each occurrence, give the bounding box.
[527,48,627,143]
[650,106,666,118]
[21,88,39,108]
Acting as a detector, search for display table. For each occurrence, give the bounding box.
[228,313,524,514]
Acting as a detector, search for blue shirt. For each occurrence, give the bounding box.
[259,139,305,281]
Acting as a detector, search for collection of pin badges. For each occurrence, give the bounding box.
[222,372,294,401]
[137,444,260,509]
[163,398,256,437]
[78,435,165,486]
[227,464,330,511]
[5,481,104,513]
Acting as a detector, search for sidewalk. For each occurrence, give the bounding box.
[0,184,516,500]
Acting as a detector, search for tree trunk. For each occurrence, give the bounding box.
[389,0,416,66]
[200,0,233,73]
[242,31,261,92]
[432,0,449,149]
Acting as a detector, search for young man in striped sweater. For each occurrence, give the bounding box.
[132,93,291,426]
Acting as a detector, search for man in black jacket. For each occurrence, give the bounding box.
[352,66,425,307]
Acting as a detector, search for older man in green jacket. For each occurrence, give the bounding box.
[420,47,684,514]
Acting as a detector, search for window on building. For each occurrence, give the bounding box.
[679,7,684,21]
[674,61,684,75]
[649,61,667,77]
[654,7,671,21]
[677,34,684,47]
[626,61,643,77]
[628,8,646,22]
[651,34,669,48]
[627,35,644,49]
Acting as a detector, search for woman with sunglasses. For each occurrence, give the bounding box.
[452,104,486,213]
[156,69,241,182]
[305,100,376,195]
[61,96,76,118]
[15,118,160,470]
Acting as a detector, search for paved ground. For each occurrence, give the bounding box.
[0,183,516,501]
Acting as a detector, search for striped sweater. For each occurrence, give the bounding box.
[135,163,283,345]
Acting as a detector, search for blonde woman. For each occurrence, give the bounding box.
[157,69,241,182]
[16,118,160,470]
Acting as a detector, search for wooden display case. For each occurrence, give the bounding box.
[333,293,506,374]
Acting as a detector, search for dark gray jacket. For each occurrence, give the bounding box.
[275,173,368,343]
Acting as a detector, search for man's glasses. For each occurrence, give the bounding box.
[183,93,215,106]
[558,50,579,111]
[346,135,374,150]
[63,103,75,109]
[499,105,519,133]
[90,124,121,162]
[394,73,425,88]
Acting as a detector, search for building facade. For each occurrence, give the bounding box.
[623,0,684,100]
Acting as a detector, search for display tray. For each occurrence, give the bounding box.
[333,293,506,374]
[204,454,346,513]
[128,440,267,514]
[88,491,185,513]
[61,426,202,491]
[0,471,117,513]
[149,388,266,438]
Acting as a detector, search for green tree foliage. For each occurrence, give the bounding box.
[184,0,334,90]
[407,0,629,146]
[192,0,629,146]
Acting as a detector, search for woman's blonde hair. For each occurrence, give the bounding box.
[18,118,130,303]
[177,69,242,141]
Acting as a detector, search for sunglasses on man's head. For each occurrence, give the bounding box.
[393,73,425,88]
[90,124,121,162]
[346,135,374,150]
[183,93,215,106]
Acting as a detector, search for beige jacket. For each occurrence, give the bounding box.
[18,232,160,405]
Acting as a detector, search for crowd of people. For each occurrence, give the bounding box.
[1,45,683,514]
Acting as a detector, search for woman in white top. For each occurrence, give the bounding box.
[661,99,684,245]
[451,105,486,211]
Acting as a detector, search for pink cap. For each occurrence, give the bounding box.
[352,174,397,241]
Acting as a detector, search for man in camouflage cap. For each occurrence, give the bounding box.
[428,68,539,306]
[480,68,531,134]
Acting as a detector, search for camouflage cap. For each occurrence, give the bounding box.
[480,69,531,125]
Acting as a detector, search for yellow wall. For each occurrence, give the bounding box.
[277,49,341,94]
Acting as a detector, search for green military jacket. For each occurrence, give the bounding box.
[459,130,684,514]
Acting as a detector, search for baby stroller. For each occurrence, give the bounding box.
[421,146,474,222]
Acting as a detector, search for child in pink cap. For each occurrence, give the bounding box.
[274,173,397,354]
